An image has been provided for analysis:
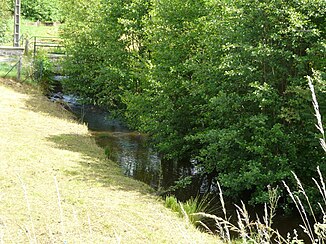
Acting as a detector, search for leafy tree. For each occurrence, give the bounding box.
[125,0,325,205]
[60,0,326,208]
[21,0,62,22]
[188,0,326,204]
[124,0,208,159]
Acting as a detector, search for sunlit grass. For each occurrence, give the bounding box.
[165,195,217,228]
[0,78,218,243]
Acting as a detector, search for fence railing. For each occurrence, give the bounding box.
[0,36,65,80]
[32,36,64,57]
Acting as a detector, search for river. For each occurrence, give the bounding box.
[50,93,310,242]
[51,94,200,197]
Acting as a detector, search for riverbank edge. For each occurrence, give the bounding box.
[0,78,219,243]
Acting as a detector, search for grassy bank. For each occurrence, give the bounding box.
[0,78,218,243]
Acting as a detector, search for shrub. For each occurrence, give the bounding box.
[196,74,326,243]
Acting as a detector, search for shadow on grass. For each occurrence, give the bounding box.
[0,78,75,121]
[25,93,79,120]
[46,133,154,195]
[1,79,155,194]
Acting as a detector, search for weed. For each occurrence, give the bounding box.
[165,195,181,213]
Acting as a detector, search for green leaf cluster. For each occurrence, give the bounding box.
[61,0,149,107]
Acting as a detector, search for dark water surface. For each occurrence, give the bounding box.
[93,130,161,189]
[53,94,189,192]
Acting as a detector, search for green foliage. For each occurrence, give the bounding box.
[61,0,150,108]
[60,0,326,209]
[124,0,209,160]
[125,0,326,206]
[0,0,10,44]
[21,0,62,22]
[164,195,180,213]
[190,0,326,205]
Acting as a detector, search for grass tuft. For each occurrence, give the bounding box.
[164,194,215,228]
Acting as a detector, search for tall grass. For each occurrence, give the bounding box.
[196,172,326,243]
[164,195,215,227]
[195,185,289,243]
[308,75,326,153]
[283,168,326,243]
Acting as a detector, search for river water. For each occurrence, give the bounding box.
[93,130,161,189]
[51,93,310,241]
[53,94,199,196]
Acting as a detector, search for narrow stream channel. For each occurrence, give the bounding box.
[50,93,309,242]
[51,93,194,193]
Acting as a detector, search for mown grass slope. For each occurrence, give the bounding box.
[0,78,218,243]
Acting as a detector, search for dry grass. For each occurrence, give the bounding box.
[0,78,218,243]
[196,176,326,244]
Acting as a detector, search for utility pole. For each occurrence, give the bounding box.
[13,0,21,47]
[13,0,22,80]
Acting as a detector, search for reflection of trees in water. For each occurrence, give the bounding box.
[94,131,212,199]
[94,132,161,189]
[61,97,197,192]
[159,159,205,201]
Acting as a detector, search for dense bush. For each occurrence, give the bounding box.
[61,0,326,208]
[124,0,326,206]
[61,0,149,108]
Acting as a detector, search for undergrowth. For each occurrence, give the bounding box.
[163,74,326,243]
[192,73,326,243]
